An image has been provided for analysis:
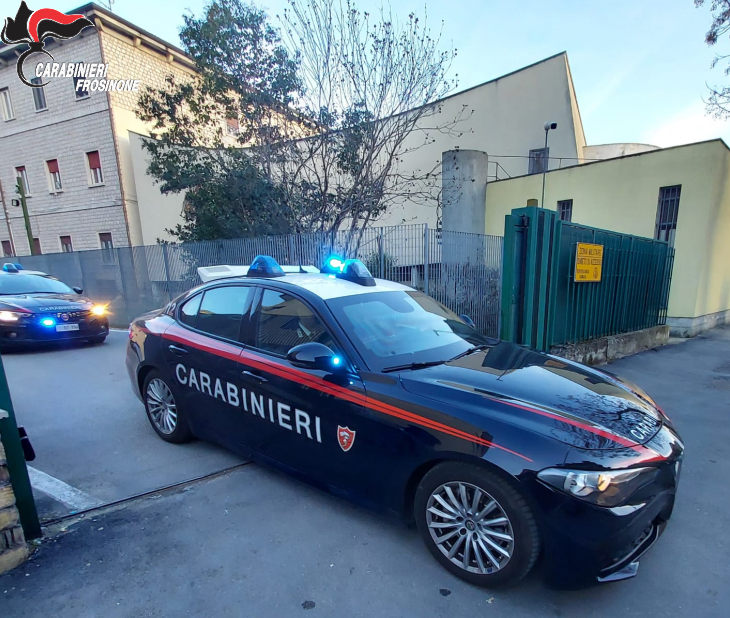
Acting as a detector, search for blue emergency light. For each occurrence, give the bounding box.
[246,255,285,279]
[3,263,19,273]
[41,317,56,327]
[322,255,375,287]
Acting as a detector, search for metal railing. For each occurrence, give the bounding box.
[13,224,504,336]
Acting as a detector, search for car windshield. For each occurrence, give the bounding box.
[327,291,494,372]
[0,274,74,296]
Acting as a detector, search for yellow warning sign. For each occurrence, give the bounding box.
[575,243,604,282]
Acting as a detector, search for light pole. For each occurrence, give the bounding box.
[541,121,557,209]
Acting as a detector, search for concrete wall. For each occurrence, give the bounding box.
[485,140,730,322]
[0,32,128,255]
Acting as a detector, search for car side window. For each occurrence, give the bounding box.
[179,294,202,328]
[196,286,252,342]
[256,289,334,356]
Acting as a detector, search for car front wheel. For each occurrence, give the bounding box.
[414,462,540,588]
[143,370,192,444]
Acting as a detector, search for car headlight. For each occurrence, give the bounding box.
[0,311,25,322]
[91,305,107,316]
[537,467,659,507]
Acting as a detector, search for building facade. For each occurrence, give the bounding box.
[484,139,730,335]
[0,3,196,256]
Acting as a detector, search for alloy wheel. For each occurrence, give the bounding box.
[146,378,178,435]
[425,481,515,574]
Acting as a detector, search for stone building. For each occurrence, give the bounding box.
[0,2,197,256]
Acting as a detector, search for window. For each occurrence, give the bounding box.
[46,159,62,192]
[99,232,114,263]
[655,185,681,245]
[30,78,47,111]
[32,238,42,255]
[557,199,573,222]
[256,289,334,356]
[327,290,490,372]
[226,117,240,136]
[0,88,14,121]
[197,286,252,341]
[15,166,31,196]
[73,68,90,99]
[2,240,13,257]
[60,235,73,253]
[86,151,104,185]
[528,148,549,175]
[179,294,202,328]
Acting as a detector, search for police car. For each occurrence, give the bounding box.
[126,255,683,588]
[0,264,109,347]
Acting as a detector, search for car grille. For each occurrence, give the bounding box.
[52,310,90,323]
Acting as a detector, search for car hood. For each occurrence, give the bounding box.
[398,341,663,450]
[0,293,93,313]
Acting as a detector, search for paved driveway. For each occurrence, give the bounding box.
[1,327,728,617]
[3,331,244,519]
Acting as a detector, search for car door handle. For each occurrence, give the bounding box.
[168,344,189,356]
[242,370,268,383]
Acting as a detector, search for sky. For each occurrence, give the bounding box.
[32,0,730,147]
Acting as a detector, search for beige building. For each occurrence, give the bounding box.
[0,3,196,255]
[484,139,730,336]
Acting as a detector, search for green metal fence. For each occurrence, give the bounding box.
[549,221,674,346]
[502,207,674,351]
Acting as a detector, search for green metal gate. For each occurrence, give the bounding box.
[501,206,674,352]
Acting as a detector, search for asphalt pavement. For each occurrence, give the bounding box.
[2,330,244,520]
[1,326,729,617]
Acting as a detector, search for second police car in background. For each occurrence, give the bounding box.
[126,256,684,588]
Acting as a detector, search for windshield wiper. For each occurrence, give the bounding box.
[381,360,448,374]
[448,344,493,362]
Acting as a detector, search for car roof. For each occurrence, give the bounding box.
[224,273,413,300]
[0,270,48,277]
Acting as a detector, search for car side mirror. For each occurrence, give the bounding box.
[73,287,83,295]
[287,342,343,372]
[460,314,476,328]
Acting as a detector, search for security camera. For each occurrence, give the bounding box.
[544,121,558,131]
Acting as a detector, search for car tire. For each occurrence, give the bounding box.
[414,462,539,588]
[142,370,193,444]
[88,336,107,345]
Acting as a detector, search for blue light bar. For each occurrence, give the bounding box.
[246,255,285,279]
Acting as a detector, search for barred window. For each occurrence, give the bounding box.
[655,186,681,245]
[557,199,573,222]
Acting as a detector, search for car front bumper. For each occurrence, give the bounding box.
[0,316,109,345]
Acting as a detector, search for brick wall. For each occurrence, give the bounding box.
[0,31,128,255]
[0,431,28,575]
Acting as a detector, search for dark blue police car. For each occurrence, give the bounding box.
[0,264,109,347]
[126,256,683,588]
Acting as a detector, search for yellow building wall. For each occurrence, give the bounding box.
[485,140,730,319]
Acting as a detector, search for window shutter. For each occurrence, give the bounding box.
[47,159,59,174]
[87,151,101,168]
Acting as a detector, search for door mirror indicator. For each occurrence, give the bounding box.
[73,287,83,295]
[287,342,342,372]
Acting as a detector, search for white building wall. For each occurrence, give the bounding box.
[0,31,127,255]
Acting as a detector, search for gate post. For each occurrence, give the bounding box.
[501,206,557,350]
[423,224,430,294]
[0,352,40,541]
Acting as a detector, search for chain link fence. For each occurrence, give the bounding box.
[13,224,503,336]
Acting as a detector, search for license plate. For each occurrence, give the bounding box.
[56,324,79,332]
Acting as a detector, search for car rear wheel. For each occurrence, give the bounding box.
[143,370,192,444]
[414,462,539,588]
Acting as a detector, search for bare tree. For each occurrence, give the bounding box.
[697,0,730,117]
